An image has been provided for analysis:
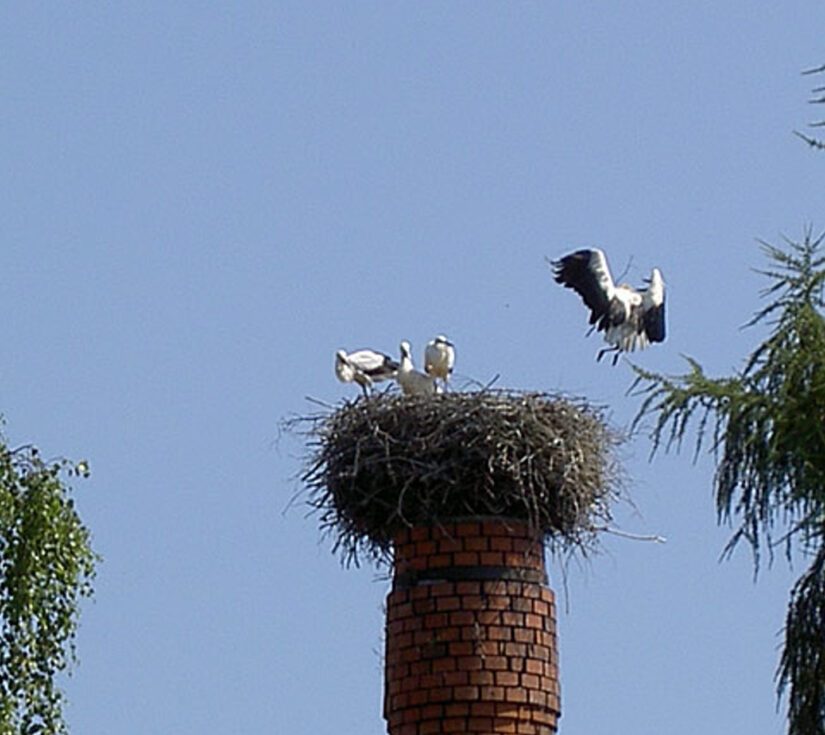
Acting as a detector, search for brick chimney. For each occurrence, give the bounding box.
[384,518,560,735]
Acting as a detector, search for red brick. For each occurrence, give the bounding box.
[528,689,547,707]
[413,598,436,615]
[540,676,557,692]
[437,596,461,612]
[531,709,555,725]
[468,669,495,685]
[537,631,555,648]
[420,704,443,719]
[408,689,428,705]
[487,596,511,611]
[512,538,530,553]
[525,614,542,629]
[449,611,476,626]
[475,640,499,656]
[394,602,413,619]
[419,673,444,689]
[424,612,447,628]
[456,653,483,669]
[432,523,456,539]
[438,537,463,553]
[521,673,540,689]
[419,719,442,734]
[456,521,481,536]
[467,716,493,730]
[410,527,430,541]
[428,554,452,568]
[482,520,510,536]
[428,686,452,702]
[525,659,543,675]
[532,600,549,616]
[505,687,528,703]
[483,655,508,670]
[462,595,484,611]
[403,616,423,632]
[479,685,506,701]
[514,628,535,644]
[483,580,508,596]
[495,671,519,687]
[416,540,438,555]
[411,661,429,676]
[502,611,524,626]
[490,536,514,551]
[443,670,470,687]
[471,701,502,716]
[511,597,532,613]
[492,716,518,733]
[477,610,501,625]
[442,718,467,732]
[445,703,470,717]
[487,626,512,641]
[464,536,489,551]
[480,551,505,565]
[388,620,404,636]
[395,632,414,648]
[506,551,534,567]
[453,551,479,566]
[432,658,456,673]
[454,685,479,701]
[528,644,550,661]
[456,581,481,595]
[429,582,454,597]
[436,626,460,642]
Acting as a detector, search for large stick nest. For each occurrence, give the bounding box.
[291,390,624,566]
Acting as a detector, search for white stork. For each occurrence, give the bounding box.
[335,348,399,396]
[397,341,440,396]
[551,248,666,364]
[424,335,455,389]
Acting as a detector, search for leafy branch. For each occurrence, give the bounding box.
[629,230,825,735]
[0,434,98,735]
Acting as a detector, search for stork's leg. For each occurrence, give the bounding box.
[612,351,621,366]
[597,345,619,363]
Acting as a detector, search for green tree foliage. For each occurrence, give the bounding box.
[631,231,825,735]
[0,433,97,735]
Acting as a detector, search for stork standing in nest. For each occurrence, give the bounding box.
[397,340,440,395]
[424,335,455,391]
[551,248,666,364]
[335,349,399,396]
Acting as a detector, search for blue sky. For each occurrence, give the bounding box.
[1,3,824,733]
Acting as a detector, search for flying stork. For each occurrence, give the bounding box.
[551,248,666,364]
[335,348,399,396]
[424,335,455,389]
[397,341,440,396]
